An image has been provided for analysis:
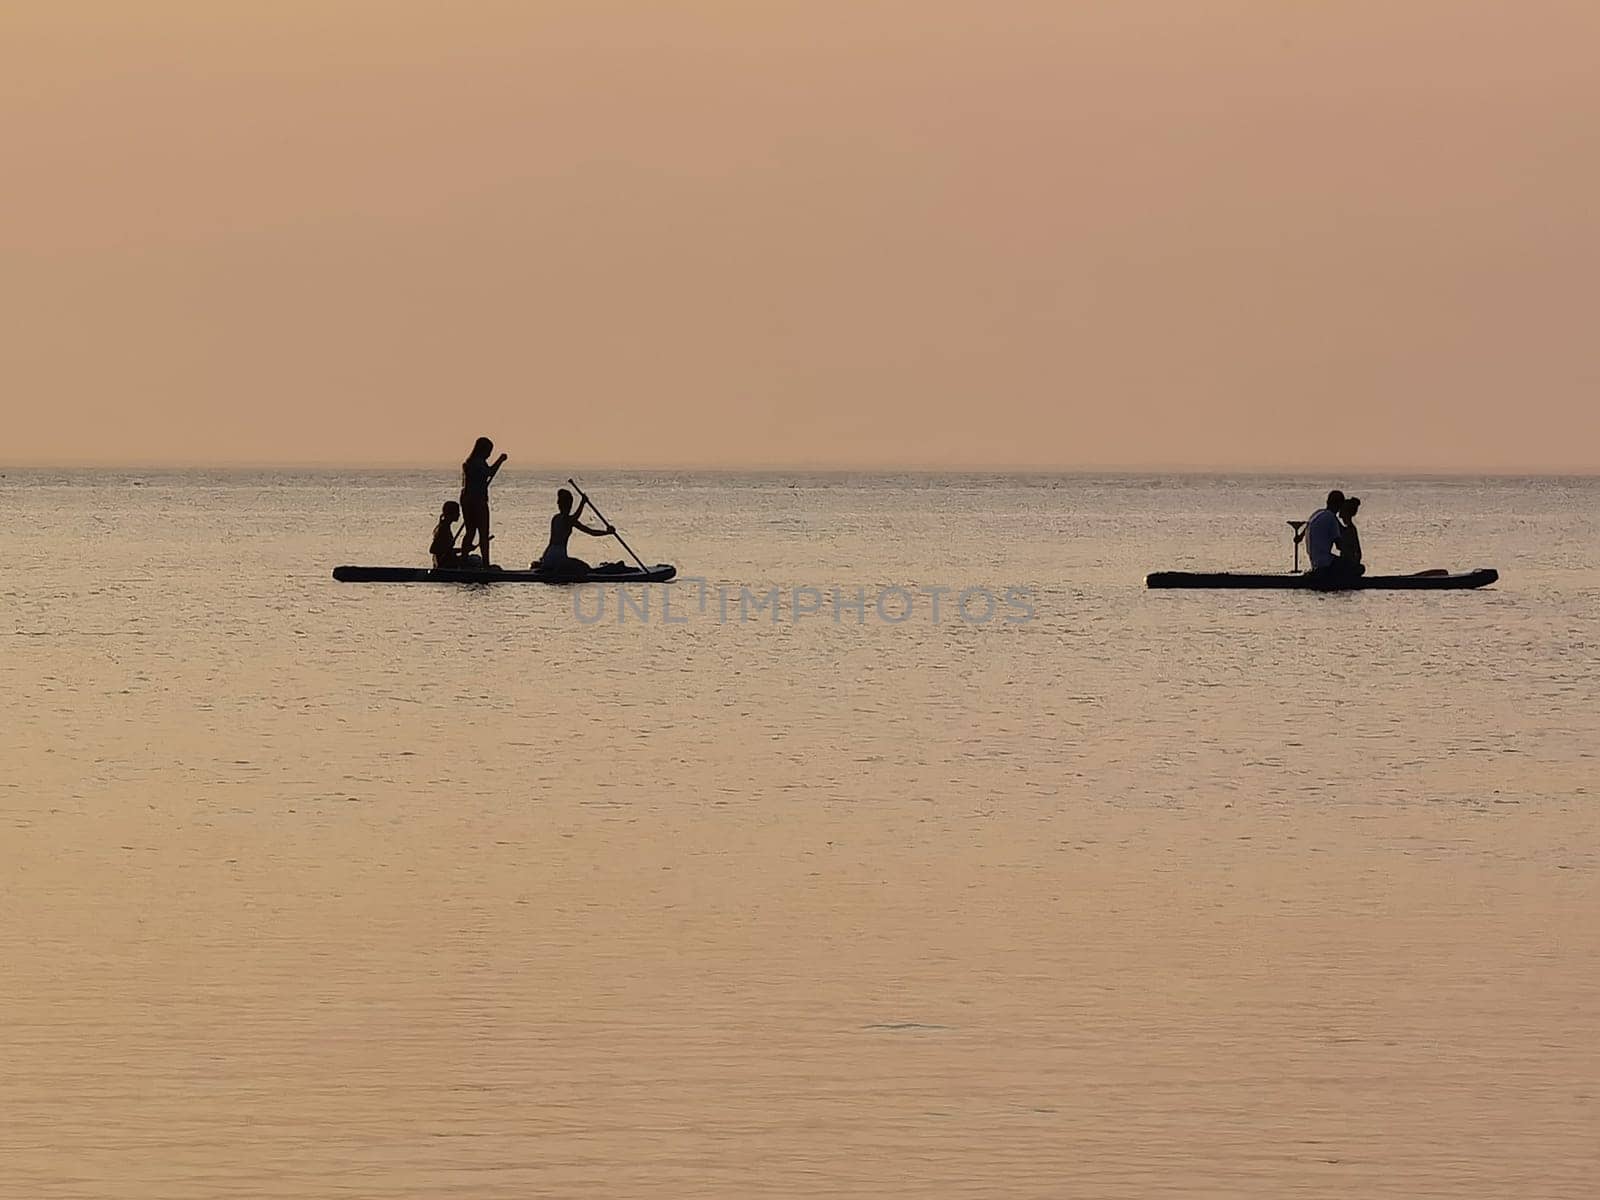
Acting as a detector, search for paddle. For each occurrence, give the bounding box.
[567,477,650,573]
[1287,520,1307,573]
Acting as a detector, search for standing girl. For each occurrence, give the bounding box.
[460,437,508,567]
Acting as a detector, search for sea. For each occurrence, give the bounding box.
[3,470,1596,1198]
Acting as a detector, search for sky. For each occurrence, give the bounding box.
[3,1,1597,471]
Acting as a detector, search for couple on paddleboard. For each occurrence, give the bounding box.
[1296,489,1365,581]
[429,437,615,575]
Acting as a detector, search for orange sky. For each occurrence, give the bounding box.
[4,1,1597,470]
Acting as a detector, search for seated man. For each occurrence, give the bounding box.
[1297,489,1345,575]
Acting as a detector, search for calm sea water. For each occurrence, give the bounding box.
[3,470,1596,1198]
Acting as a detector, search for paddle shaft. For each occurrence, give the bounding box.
[568,478,649,573]
[1287,521,1307,574]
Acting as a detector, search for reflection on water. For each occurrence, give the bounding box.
[2,472,1596,1198]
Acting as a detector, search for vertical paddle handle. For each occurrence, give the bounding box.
[1287,520,1307,574]
[568,478,650,573]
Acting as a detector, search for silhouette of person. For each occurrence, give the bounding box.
[429,500,464,568]
[1296,489,1346,575]
[537,487,612,578]
[460,437,507,567]
[1336,495,1365,576]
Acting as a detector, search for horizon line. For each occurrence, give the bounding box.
[3,459,1599,479]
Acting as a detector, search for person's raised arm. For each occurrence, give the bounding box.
[487,452,508,479]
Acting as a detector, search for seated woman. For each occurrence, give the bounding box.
[429,500,465,568]
[537,487,613,578]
